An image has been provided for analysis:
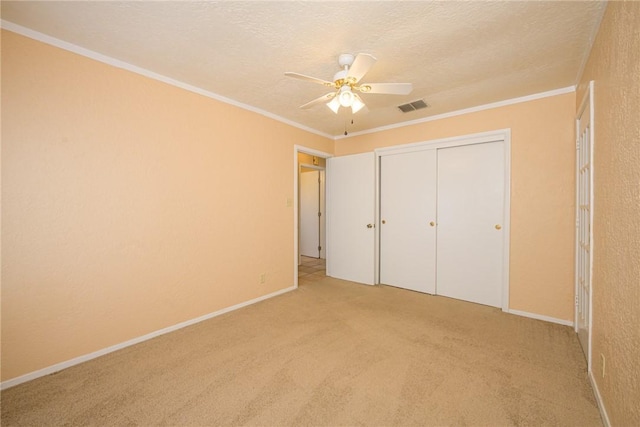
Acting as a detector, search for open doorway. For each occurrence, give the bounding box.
[294,146,331,288]
[299,165,325,284]
[300,166,325,259]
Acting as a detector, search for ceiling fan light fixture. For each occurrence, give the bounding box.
[338,86,355,107]
[286,53,411,117]
[327,96,341,114]
[351,97,365,114]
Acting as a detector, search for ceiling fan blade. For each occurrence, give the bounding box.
[300,92,337,109]
[358,82,413,95]
[285,72,336,88]
[346,53,377,83]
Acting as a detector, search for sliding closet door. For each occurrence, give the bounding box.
[380,150,437,293]
[436,141,505,307]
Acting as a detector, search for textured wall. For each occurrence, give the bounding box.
[335,94,577,322]
[1,30,332,381]
[577,2,640,425]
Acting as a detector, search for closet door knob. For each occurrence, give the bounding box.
[382,220,386,224]
[495,224,502,230]
[367,224,374,229]
[429,221,436,227]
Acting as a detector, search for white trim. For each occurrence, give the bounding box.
[294,146,333,159]
[575,105,581,334]
[589,371,611,427]
[0,20,333,140]
[508,309,574,327]
[337,86,576,140]
[374,129,511,312]
[375,129,509,155]
[293,145,332,288]
[502,135,512,312]
[588,81,595,370]
[575,81,595,372]
[2,19,578,142]
[0,285,296,391]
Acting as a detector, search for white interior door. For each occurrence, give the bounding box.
[380,150,437,293]
[300,170,320,258]
[576,83,593,364]
[436,141,505,307]
[326,152,375,285]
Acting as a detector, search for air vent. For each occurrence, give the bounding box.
[398,99,429,113]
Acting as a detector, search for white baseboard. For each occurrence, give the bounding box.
[589,370,611,427]
[507,308,574,327]
[510,310,610,425]
[1,285,296,390]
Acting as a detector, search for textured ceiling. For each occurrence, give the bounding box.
[1,1,606,137]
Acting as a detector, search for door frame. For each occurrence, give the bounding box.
[375,129,512,312]
[575,81,594,371]
[294,145,332,288]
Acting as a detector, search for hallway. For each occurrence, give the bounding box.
[298,256,326,285]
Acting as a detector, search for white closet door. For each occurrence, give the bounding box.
[326,153,375,285]
[300,170,320,258]
[380,150,437,293]
[436,141,505,307]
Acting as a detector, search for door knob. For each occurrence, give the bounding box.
[429,221,436,227]
[367,223,374,228]
[495,224,502,230]
[382,220,386,224]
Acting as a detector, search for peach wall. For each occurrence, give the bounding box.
[1,30,333,381]
[336,93,577,322]
[577,2,640,425]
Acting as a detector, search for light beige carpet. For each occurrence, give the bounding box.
[1,277,602,426]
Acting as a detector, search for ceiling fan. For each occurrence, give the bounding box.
[285,53,412,114]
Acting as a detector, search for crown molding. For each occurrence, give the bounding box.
[336,85,576,140]
[1,20,333,141]
[1,20,577,142]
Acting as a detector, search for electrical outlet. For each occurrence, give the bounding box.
[601,354,606,377]
[260,273,266,284]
